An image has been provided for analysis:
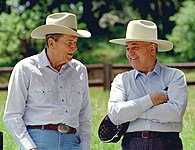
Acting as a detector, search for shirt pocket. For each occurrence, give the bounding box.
[29,86,54,105]
[66,85,82,107]
[32,86,53,95]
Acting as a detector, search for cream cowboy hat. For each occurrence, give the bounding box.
[109,20,173,51]
[31,12,91,39]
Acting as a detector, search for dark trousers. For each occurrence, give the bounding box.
[122,133,183,150]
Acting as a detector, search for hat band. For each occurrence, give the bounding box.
[71,28,77,32]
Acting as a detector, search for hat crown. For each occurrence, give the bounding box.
[109,19,173,51]
[46,13,77,30]
[31,12,91,39]
[126,20,157,40]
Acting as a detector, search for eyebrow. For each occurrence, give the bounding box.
[131,43,139,45]
[126,42,139,46]
[64,38,77,42]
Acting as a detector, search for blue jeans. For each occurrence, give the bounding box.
[27,129,81,150]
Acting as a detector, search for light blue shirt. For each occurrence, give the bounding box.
[108,62,188,133]
[3,49,92,150]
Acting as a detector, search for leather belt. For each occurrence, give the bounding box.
[27,124,76,134]
[125,131,179,139]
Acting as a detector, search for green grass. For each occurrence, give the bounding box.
[1,86,195,150]
[0,91,17,149]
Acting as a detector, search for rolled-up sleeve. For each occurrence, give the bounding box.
[108,74,153,125]
[139,70,188,123]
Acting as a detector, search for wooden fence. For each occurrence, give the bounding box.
[1,63,195,91]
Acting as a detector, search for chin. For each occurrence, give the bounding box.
[67,57,73,62]
[131,64,139,70]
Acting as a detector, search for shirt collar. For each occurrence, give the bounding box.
[153,61,161,76]
[38,48,74,71]
[38,48,51,69]
[134,61,161,79]
[66,61,74,69]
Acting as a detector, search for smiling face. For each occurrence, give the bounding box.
[125,41,157,74]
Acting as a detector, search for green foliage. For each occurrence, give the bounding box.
[0,1,85,67]
[98,1,141,37]
[167,1,195,61]
[0,2,48,66]
[0,0,193,66]
[0,12,22,66]
[75,36,127,64]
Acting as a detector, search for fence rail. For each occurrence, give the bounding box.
[1,63,195,90]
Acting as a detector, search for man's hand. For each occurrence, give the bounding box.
[150,92,168,106]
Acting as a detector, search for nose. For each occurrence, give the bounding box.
[70,42,77,51]
[126,47,134,56]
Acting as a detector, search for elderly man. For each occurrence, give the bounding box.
[108,20,188,150]
[3,12,92,150]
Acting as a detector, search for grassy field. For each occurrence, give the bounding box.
[1,86,195,150]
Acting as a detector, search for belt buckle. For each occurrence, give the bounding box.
[141,131,149,139]
[58,124,70,133]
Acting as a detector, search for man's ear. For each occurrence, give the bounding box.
[150,43,157,55]
[48,38,55,48]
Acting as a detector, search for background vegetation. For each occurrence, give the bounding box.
[1,0,195,149]
[0,0,195,66]
[0,86,195,150]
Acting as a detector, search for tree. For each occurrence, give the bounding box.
[0,0,50,66]
[0,0,83,66]
[167,1,195,61]
[0,0,188,66]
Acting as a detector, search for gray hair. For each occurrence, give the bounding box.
[45,34,63,47]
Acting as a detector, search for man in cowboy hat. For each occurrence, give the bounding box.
[108,20,188,149]
[3,12,92,150]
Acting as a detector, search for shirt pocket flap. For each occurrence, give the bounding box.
[32,86,53,95]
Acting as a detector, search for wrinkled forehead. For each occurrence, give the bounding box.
[126,41,149,46]
[61,34,78,41]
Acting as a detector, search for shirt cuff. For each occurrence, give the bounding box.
[19,134,37,150]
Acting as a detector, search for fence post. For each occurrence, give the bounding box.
[103,64,112,91]
[0,131,3,150]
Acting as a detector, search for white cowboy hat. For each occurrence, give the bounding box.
[31,12,91,39]
[109,20,173,51]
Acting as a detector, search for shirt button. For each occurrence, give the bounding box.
[65,110,68,113]
[62,99,64,102]
[60,86,62,89]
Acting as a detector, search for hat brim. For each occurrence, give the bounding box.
[31,25,91,39]
[109,38,173,52]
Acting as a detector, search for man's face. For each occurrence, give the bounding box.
[53,34,78,62]
[125,41,156,73]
